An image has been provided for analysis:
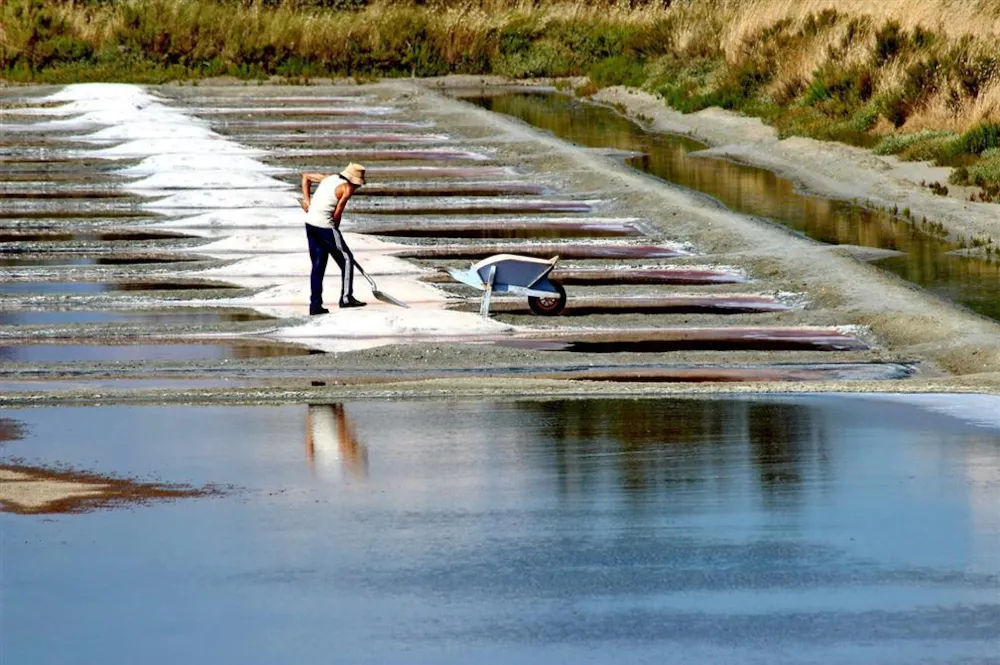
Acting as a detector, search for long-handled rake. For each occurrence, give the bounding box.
[355,261,409,308]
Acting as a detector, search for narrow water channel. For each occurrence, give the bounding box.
[464,92,1000,322]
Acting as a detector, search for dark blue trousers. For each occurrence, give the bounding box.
[305,223,355,309]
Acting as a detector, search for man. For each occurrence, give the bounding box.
[301,163,367,314]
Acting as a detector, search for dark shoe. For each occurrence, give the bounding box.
[339,297,366,308]
[309,306,330,315]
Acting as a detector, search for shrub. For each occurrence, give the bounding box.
[590,55,646,88]
[965,152,1000,187]
[958,122,1000,155]
[800,8,840,37]
[1,0,95,71]
[874,129,957,155]
[898,135,960,162]
[494,40,573,78]
[803,64,873,118]
[928,181,949,196]
[873,20,906,65]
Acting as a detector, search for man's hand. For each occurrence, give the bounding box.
[301,199,310,213]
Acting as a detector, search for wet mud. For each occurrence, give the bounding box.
[539,362,916,382]
[363,219,641,239]
[460,294,790,315]
[501,327,867,353]
[1,309,273,326]
[267,148,491,162]
[554,267,748,285]
[0,341,309,364]
[396,242,687,260]
[0,231,191,243]
[0,462,223,515]
[354,183,547,197]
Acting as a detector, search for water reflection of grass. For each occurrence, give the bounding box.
[522,398,816,508]
[875,253,1000,321]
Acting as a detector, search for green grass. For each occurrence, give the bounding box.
[873,129,956,155]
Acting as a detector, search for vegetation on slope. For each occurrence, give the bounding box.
[2,0,999,193]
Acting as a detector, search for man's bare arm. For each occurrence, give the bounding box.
[300,173,327,212]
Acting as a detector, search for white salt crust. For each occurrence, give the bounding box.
[118,154,287,175]
[126,171,291,191]
[142,189,298,210]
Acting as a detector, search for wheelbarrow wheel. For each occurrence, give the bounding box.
[528,281,567,316]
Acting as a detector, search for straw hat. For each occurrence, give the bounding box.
[340,163,366,186]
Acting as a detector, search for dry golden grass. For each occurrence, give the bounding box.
[963,81,1000,127]
[764,22,856,102]
[716,0,1000,46]
[5,0,998,145]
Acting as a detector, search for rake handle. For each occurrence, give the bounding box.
[354,260,378,291]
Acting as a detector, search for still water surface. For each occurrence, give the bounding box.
[3,396,999,664]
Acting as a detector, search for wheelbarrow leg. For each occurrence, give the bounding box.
[479,265,496,319]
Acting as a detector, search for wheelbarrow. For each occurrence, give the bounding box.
[445,254,567,318]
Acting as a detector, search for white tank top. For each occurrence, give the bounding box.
[305,177,343,228]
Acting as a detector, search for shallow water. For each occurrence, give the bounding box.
[0,342,306,363]
[476,294,789,315]
[0,231,186,243]
[500,326,866,353]
[396,242,686,261]
[0,309,272,326]
[0,255,199,267]
[3,396,999,664]
[0,279,231,295]
[465,92,1000,323]
[364,219,641,239]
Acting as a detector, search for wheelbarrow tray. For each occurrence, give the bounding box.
[446,253,560,298]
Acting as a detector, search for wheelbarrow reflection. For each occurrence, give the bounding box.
[444,253,567,318]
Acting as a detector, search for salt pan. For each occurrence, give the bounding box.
[118,154,286,175]
[77,122,218,142]
[126,171,291,191]
[275,309,513,353]
[31,81,519,353]
[151,208,304,229]
[92,138,263,158]
[42,83,160,102]
[143,190,298,209]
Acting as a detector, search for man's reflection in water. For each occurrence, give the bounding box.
[305,404,368,481]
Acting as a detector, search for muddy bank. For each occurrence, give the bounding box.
[0,462,222,514]
[0,374,995,408]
